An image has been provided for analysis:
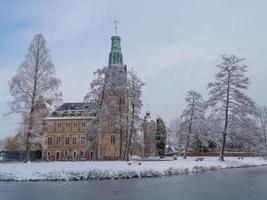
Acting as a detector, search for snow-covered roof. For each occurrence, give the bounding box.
[43,101,57,113]
[46,102,97,120]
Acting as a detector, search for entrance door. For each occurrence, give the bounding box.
[90,151,93,160]
[56,152,60,160]
[73,151,76,160]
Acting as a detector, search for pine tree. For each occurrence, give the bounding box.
[155,117,167,157]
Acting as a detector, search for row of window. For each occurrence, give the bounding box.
[47,136,86,146]
[47,121,87,132]
[46,149,94,161]
[47,135,117,146]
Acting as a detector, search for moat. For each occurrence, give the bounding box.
[0,166,266,200]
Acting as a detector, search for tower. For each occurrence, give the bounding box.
[108,35,123,66]
[143,111,156,157]
[98,27,128,160]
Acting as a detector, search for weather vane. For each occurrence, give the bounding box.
[114,20,118,34]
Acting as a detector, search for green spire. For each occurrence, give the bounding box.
[108,21,123,66]
[108,35,123,66]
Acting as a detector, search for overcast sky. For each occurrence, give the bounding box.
[0,0,267,139]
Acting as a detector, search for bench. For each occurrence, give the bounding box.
[195,158,204,161]
[128,162,142,166]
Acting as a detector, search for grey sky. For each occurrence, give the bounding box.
[0,0,267,139]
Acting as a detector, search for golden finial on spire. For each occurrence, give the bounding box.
[114,20,118,35]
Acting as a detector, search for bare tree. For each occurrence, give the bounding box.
[124,69,144,160]
[207,55,255,161]
[256,105,267,153]
[84,65,128,160]
[9,34,61,162]
[84,66,107,109]
[180,90,205,159]
[84,66,107,160]
[167,117,181,149]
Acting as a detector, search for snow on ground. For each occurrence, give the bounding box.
[0,157,266,181]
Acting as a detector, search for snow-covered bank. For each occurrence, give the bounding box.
[0,157,266,181]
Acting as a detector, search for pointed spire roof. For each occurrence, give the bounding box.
[108,21,123,66]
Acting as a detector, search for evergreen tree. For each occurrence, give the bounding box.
[155,117,167,157]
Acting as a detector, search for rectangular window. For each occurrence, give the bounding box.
[66,123,70,131]
[64,150,68,157]
[62,122,65,131]
[109,120,115,129]
[56,136,61,145]
[57,123,62,132]
[81,122,86,131]
[65,137,70,145]
[110,135,116,144]
[53,122,56,131]
[48,137,53,145]
[80,137,85,145]
[71,122,74,131]
[72,136,77,145]
[48,124,53,132]
[78,122,81,131]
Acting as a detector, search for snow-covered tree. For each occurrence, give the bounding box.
[84,67,107,110]
[85,66,144,160]
[207,55,255,161]
[103,65,128,160]
[84,66,107,160]
[9,34,61,161]
[4,136,21,150]
[179,90,205,159]
[167,117,181,149]
[124,69,144,160]
[0,139,5,150]
[84,65,129,160]
[155,117,167,157]
[256,105,267,154]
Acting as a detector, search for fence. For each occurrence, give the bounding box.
[0,150,42,161]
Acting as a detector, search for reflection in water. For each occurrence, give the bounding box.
[0,166,267,200]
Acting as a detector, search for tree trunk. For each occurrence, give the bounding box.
[220,74,230,161]
[119,96,124,160]
[123,87,130,161]
[24,38,41,162]
[260,116,267,152]
[183,100,194,159]
[24,112,33,162]
[183,125,191,159]
[126,103,135,160]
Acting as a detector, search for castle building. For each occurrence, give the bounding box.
[43,32,129,160]
[43,29,158,161]
[98,33,128,160]
[43,103,95,160]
